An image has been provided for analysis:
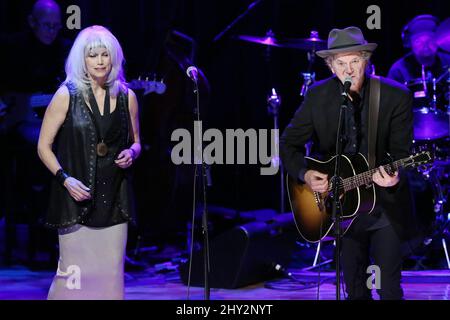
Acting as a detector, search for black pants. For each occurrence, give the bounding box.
[341,223,404,300]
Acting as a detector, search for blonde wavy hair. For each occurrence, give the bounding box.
[63,25,127,97]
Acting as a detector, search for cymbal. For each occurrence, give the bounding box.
[236,34,283,47]
[236,30,327,51]
[436,17,450,52]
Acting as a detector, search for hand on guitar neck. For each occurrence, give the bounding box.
[372,165,399,187]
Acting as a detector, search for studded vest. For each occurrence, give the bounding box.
[45,83,135,229]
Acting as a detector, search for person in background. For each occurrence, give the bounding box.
[388,15,450,84]
[0,0,71,268]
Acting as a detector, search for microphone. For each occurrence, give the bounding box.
[186,66,199,83]
[342,77,353,96]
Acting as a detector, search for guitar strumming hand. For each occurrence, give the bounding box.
[304,170,328,193]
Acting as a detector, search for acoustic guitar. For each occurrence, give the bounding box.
[286,151,432,243]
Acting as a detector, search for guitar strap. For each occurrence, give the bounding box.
[368,75,380,170]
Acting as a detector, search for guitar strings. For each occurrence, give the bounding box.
[338,158,405,191]
[326,153,427,194]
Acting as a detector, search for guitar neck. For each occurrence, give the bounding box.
[340,158,405,192]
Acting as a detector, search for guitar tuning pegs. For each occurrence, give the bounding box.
[155,82,167,94]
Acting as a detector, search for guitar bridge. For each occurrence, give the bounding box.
[313,191,324,211]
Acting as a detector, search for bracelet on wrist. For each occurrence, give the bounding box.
[55,169,69,186]
[129,148,136,160]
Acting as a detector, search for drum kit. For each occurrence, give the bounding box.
[235,24,450,267]
[406,20,450,266]
[406,62,450,265]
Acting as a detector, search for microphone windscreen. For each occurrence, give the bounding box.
[344,76,353,85]
[186,66,198,77]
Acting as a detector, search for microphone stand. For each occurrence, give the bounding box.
[191,77,211,300]
[267,88,284,213]
[331,89,349,300]
[213,0,263,42]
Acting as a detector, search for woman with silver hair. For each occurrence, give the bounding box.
[38,25,140,299]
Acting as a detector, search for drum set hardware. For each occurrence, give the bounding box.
[300,72,315,97]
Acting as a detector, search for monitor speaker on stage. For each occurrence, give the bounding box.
[179,213,298,289]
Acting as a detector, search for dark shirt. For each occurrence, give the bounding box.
[343,86,366,156]
[86,105,128,227]
[82,88,129,227]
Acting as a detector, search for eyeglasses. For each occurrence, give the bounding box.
[333,58,364,71]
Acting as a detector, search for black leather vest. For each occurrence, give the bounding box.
[45,83,135,229]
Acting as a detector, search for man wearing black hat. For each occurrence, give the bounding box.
[388,15,450,84]
[280,27,415,300]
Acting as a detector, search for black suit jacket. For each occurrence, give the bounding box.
[280,75,417,240]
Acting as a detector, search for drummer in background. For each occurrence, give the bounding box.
[388,15,450,84]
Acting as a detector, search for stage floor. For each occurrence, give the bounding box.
[1,266,450,300]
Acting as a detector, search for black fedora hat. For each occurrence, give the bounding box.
[316,26,377,58]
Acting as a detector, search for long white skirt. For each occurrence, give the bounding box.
[47,222,127,300]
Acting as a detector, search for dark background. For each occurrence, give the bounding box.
[1,0,449,243]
